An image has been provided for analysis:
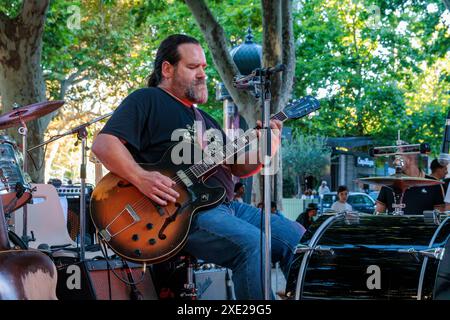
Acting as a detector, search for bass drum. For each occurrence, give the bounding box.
[286,212,450,300]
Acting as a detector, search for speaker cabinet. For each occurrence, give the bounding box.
[56,258,157,300]
[65,196,96,242]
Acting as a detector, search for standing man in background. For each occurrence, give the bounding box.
[318,180,330,198]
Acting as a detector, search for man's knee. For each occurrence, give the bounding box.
[234,233,260,260]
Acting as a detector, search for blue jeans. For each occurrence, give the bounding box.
[184,201,305,300]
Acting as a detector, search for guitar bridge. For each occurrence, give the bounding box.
[99,203,142,241]
[125,204,141,223]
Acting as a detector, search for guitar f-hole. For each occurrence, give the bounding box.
[158,201,191,240]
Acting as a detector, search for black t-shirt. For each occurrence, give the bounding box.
[100,87,235,201]
[296,212,312,229]
[376,175,445,214]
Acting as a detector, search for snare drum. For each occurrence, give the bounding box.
[286,212,450,300]
[0,136,32,214]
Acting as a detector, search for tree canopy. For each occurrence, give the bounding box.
[0,0,449,183]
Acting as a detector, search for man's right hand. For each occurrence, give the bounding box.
[133,170,180,206]
[91,134,180,206]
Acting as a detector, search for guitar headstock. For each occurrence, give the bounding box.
[283,96,320,120]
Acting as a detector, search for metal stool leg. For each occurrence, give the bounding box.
[180,255,197,300]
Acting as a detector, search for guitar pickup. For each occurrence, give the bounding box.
[177,170,193,187]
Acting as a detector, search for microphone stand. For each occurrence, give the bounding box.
[260,71,272,300]
[28,112,113,261]
[233,64,284,300]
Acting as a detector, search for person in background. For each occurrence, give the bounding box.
[301,189,313,199]
[233,182,245,203]
[296,203,319,229]
[331,185,353,212]
[428,158,448,184]
[376,150,444,215]
[271,201,285,217]
[317,180,330,198]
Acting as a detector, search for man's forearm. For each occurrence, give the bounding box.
[230,150,263,177]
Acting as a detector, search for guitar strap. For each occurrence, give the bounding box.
[192,105,207,149]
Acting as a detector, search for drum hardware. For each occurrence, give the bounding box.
[360,134,441,216]
[294,212,343,300]
[0,100,65,247]
[287,214,450,300]
[0,137,33,217]
[423,210,442,225]
[398,247,445,261]
[343,211,361,224]
[295,244,335,255]
[28,112,113,261]
[417,216,450,300]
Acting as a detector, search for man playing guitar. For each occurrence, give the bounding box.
[91,34,304,300]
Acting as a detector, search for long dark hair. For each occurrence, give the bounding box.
[147,34,200,87]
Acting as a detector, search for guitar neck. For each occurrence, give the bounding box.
[189,110,289,179]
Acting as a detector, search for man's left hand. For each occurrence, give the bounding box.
[255,119,283,157]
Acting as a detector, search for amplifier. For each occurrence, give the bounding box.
[152,258,235,300]
[53,184,96,241]
[195,267,233,300]
[55,258,158,300]
[56,184,93,198]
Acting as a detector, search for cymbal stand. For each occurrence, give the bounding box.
[19,119,35,247]
[28,112,113,261]
[75,126,88,261]
[391,190,406,216]
[390,155,406,215]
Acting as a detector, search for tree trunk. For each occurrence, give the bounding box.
[185,0,296,206]
[443,0,450,11]
[184,0,256,117]
[0,1,51,183]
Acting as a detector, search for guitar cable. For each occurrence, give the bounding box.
[99,239,148,286]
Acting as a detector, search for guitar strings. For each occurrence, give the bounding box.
[126,112,287,212]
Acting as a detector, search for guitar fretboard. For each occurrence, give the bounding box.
[189,110,288,178]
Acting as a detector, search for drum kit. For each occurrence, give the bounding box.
[1,102,450,300]
[286,139,450,300]
[0,101,64,247]
[0,100,111,254]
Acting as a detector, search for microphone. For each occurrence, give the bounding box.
[438,110,450,166]
[233,64,286,91]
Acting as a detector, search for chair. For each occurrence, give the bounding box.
[13,183,112,259]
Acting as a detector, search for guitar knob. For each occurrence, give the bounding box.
[146,223,153,230]
[132,234,139,241]
[134,249,142,257]
[148,238,156,245]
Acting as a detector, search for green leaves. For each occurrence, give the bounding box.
[282,134,332,196]
[291,0,449,156]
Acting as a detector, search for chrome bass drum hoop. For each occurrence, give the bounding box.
[417,216,450,300]
[294,212,345,300]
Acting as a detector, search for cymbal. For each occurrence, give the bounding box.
[358,173,443,191]
[0,100,64,130]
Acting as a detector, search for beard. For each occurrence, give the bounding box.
[185,79,208,104]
